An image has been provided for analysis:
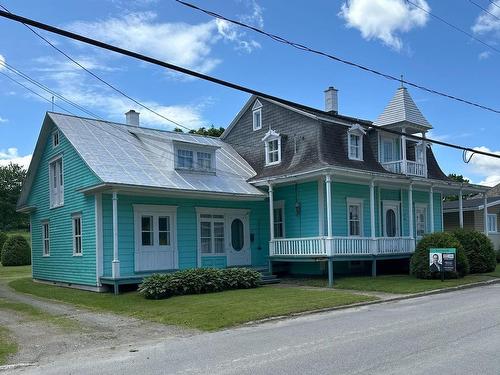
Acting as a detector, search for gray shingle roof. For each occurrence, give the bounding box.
[443,196,500,211]
[373,87,432,129]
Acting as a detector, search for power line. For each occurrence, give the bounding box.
[468,0,500,22]
[488,0,500,10]
[0,9,500,162]
[0,3,195,132]
[175,0,500,116]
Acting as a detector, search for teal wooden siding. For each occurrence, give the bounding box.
[101,194,269,277]
[28,124,102,286]
[201,256,227,269]
[274,181,319,238]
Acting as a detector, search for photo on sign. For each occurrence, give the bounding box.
[429,252,442,272]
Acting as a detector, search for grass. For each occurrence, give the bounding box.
[9,278,376,331]
[0,326,17,365]
[0,265,31,282]
[485,263,500,278]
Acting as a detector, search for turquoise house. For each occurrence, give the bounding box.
[17,86,486,291]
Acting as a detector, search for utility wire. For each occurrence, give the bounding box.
[468,0,500,22]
[488,0,500,10]
[1,9,500,162]
[176,0,500,115]
[0,3,195,132]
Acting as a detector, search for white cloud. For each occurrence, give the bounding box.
[339,0,430,50]
[479,175,500,187]
[466,146,500,186]
[472,2,500,36]
[478,51,492,60]
[0,54,5,70]
[0,148,32,169]
[0,116,8,123]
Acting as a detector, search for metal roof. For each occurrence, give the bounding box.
[49,113,265,197]
[373,87,432,129]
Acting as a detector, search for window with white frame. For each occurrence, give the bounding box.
[273,201,285,238]
[252,99,262,131]
[52,130,59,148]
[200,214,225,254]
[49,157,64,208]
[415,205,428,237]
[262,129,281,166]
[176,149,194,169]
[196,151,212,171]
[347,199,363,236]
[42,221,50,256]
[347,124,365,161]
[381,138,396,162]
[158,216,171,246]
[72,215,82,255]
[141,215,154,246]
[174,144,216,173]
[487,214,497,233]
[415,143,425,164]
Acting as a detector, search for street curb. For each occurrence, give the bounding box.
[0,363,34,372]
[243,277,500,327]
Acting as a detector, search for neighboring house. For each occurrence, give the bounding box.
[443,196,500,250]
[17,85,487,291]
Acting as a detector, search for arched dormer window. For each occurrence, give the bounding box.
[262,129,281,166]
[347,124,366,161]
[252,99,262,131]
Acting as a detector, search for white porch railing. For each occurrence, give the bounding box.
[269,236,416,257]
[381,160,426,177]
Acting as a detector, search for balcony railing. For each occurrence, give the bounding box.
[269,236,416,257]
[381,160,426,177]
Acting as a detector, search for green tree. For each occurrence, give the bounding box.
[0,163,28,231]
[444,174,474,202]
[188,125,225,137]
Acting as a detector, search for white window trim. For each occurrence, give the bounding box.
[52,130,60,148]
[48,155,64,209]
[380,135,398,163]
[42,220,50,257]
[173,142,217,173]
[487,213,497,233]
[262,129,281,166]
[253,108,262,131]
[347,124,365,161]
[415,203,428,238]
[273,200,285,238]
[347,198,364,237]
[382,200,401,237]
[72,213,83,256]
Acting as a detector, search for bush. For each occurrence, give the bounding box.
[0,232,7,260]
[139,267,262,300]
[452,229,496,273]
[410,232,469,279]
[497,250,500,264]
[1,235,31,266]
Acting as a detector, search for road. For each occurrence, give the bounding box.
[9,284,500,375]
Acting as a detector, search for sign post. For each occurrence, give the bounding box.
[429,248,456,281]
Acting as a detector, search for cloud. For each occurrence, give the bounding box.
[478,51,492,60]
[0,54,5,70]
[339,0,430,50]
[0,148,32,169]
[466,146,500,186]
[472,2,500,36]
[0,116,8,123]
[479,175,500,187]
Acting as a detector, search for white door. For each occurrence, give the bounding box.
[134,206,177,272]
[384,203,400,237]
[227,214,251,266]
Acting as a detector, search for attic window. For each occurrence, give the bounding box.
[252,99,263,131]
[347,124,366,161]
[262,129,281,166]
[174,142,216,173]
[52,130,60,148]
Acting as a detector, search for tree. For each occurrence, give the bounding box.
[0,163,28,231]
[444,174,475,202]
[175,125,225,137]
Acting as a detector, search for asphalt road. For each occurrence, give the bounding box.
[10,284,500,375]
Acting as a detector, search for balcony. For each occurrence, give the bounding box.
[269,237,416,258]
[381,160,426,177]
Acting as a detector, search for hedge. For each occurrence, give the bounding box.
[0,232,7,260]
[452,229,496,273]
[139,267,262,299]
[410,232,469,279]
[1,235,31,266]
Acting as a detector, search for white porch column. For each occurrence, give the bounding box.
[370,180,376,239]
[408,184,414,239]
[484,195,488,235]
[111,191,120,278]
[459,189,464,229]
[325,175,333,238]
[268,183,275,241]
[401,127,407,174]
[429,186,435,233]
[422,133,428,178]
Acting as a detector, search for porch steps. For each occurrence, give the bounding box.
[253,267,281,285]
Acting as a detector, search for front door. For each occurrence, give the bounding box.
[227,214,251,266]
[134,206,177,272]
[384,203,400,237]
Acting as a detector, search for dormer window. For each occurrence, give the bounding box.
[347,124,366,161]
[252,99,263,131]
[177,149,194,169]
[174,142,217,173]
[52,130,60,148]
[262,129,281,166]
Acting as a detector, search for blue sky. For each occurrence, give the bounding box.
[1,0,500,185]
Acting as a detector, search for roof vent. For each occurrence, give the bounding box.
[324,86,338,114]
[125,110,140,127]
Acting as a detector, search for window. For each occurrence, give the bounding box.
[252,99,263,131]
[42,222,50,256]
[72,215,82,255]
[382,139,396,162]
[273,201,285,238]
[231,219,244,251]
[52,130,59,148]
[196,152,212,171]
[349,134,362,160]
[174,144,216,173]
[200,214,225,254]
[487,214,497,233]
[347,199,363,236]
[415,205,427,237]
[177,149,193,169]
[49,157,64,208]
[415,143,425,164]
[158,216,171,246]
[141,215,153,246]
[262,129,282,166]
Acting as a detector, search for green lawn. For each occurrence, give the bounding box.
[9,278,376,331]
[0,265,31,282]
[485,264,500,278]
[0,326,17,365]
[283,270,498,294]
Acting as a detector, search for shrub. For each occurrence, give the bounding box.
[497,250,500,264]
[139,267,262,300]
[452,229,496,273]
[1,235,31,266]
[0,232,7,260]
[410,232,469,279]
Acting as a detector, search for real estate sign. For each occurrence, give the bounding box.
[429,248,456,274]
